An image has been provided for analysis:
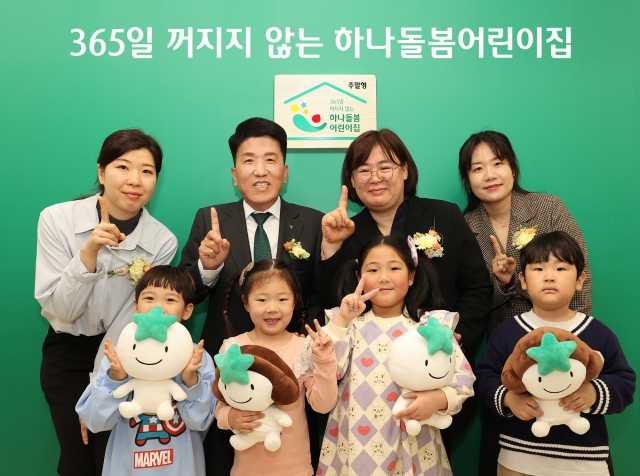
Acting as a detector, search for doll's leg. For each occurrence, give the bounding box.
[118,401,143,419]
[531,420,551,437]
[423,413,453,430]
[229,434,257,451]
[156,401,176,421]
[405,419,422,436]
[567,416,590,435]
[263,432,282,452]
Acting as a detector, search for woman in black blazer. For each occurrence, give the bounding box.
[317,128,492,453]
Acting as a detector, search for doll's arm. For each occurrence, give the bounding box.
[166,379,187,402]
[175,349,216,431]
[112,379,136,399]
[76,356,132,432]
[267,407,293,427]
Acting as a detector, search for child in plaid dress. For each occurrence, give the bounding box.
[318,236,475,476]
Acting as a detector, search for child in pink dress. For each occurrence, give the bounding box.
[214,259,338,476]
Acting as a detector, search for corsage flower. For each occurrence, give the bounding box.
[108,256,152,285]
[283,239,310,260]
[413,230,444,258]
[512,224,537,250]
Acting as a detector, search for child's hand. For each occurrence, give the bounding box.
[395,389,448,421]
[504,390,544,421]
[559,381,596,413]
[333,276,379,327]
[306,319,334,360]
[181,340,204,388]
[228,409,264,433]
[104,338,127,381]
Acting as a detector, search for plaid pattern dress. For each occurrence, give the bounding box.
[464,192,592,333]
[317,310,475,476]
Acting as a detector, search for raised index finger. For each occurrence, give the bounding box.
[339,185,349,210]
[98,196,110,224]
[210,207,220,234]
[489,235,502,256]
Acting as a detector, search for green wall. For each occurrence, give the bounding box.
[1,1,637,474]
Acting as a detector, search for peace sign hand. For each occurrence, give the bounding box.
[80,196,126,272]
[305,319,334,360]
[199,207,230,270]
[490,235,516,288]
[333,276,379,327]
[321,186,355,259]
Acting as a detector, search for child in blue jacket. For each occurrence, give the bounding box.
[77,266,216,476]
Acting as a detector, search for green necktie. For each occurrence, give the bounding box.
[251,212,272,261]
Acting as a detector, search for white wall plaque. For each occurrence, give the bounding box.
[274,74,377,149]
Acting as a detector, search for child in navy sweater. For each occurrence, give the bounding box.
[476,231,635,476]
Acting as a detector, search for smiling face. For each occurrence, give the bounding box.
[520,254,586,317]
[135,286,194,323]
[522,359,587,400]
[218,370,275,411]
[389,329,455,390]
[243,277,295,338]
[231,136,288,212]
[359,245,414,318]
[98,148,157,220]
[116,319,194,381]
[350,146,408,214]
[467,142,514,207]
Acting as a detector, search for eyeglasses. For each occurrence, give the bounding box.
[352,164,398,184]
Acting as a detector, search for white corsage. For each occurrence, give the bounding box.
[283,239,310,259]
[108,256,152,285]
[512,225,537,250]
[413,230,444,258]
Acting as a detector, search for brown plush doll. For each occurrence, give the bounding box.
[502,327,603,437]
[213,344,299,451]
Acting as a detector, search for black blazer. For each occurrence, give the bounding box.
[179,198,323,356]
[317,195,492,356]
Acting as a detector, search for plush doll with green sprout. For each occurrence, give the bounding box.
[502,327,603,437]
[388,314,459,435]
[213,344,299,452]
[113,306,195,421]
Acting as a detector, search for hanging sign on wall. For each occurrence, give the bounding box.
[274,74,377,149]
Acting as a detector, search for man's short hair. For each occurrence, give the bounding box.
[520,231,585,277]
[228,118,287,164]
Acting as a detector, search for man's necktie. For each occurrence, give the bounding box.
[251,212,272,261]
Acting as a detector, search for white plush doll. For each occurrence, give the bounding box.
[113,306,195,421]
[388,312,458,436]
[502,328,603,437]
[213,344,300,452]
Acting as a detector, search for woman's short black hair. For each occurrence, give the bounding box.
[134,265,196,305]
[520,231,585,277]
[458,130,528,214]
[341,129,418,206]
[96,129,162,192]
[228,118,288,164]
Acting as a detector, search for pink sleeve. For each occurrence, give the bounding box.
[303,350,338,414]
[215,399,232,430]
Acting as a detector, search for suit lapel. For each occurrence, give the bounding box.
[404,196,433,237]
[353,208,382,245]
[277,199,302,264]
[220,200,252,271]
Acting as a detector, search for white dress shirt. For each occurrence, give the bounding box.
[35,194,178,374]
[199,197,281,285]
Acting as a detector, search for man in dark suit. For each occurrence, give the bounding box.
[179,118,323,476]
